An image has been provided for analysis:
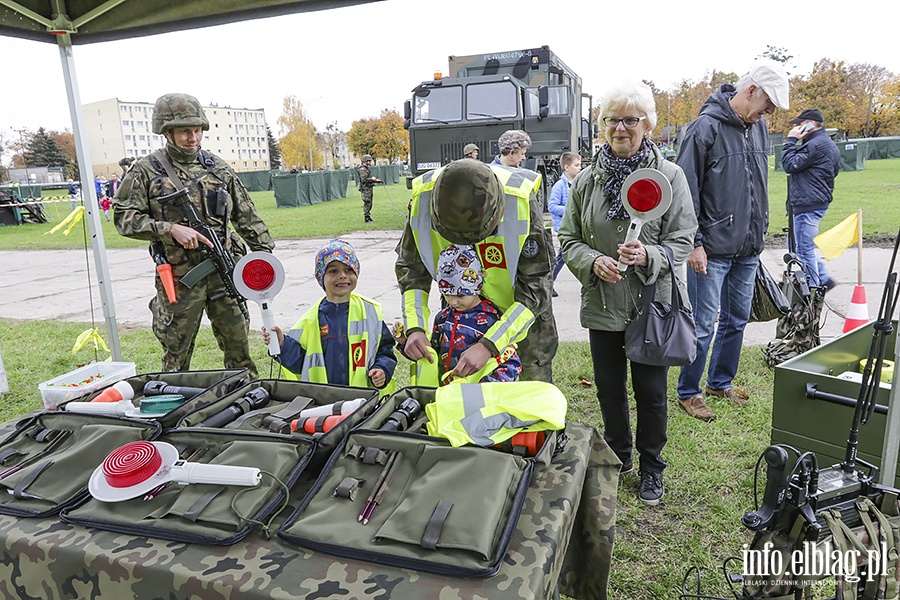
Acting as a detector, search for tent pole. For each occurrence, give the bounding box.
[56,34,122,361]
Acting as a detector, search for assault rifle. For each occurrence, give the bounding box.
[159,188,249,319]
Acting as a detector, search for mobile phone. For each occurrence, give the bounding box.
[800,122,814,134]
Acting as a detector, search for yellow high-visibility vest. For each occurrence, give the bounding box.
[282,293,393,395]
[425,381,566,447]
[404,164,541,352]
[410,343,517,388]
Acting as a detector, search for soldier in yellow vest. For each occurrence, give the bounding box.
[263,239,397,392]
[395,158,558,383]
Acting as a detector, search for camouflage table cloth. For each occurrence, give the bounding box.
[0,421,617,600]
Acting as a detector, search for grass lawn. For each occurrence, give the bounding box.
[2,159,898,599]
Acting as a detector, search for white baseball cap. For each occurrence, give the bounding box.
[749,61,790,110]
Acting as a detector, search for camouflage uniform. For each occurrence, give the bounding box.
[0,418,616,599]
[396,161,558,382]
[113,95,274,380]
[358,157,378,222]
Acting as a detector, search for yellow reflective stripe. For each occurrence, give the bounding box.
[457,384,539,446]
[483,302,534,350]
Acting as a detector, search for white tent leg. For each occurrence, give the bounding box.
[57,34,122,361]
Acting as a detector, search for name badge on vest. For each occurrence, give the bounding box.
[320,324,329,337]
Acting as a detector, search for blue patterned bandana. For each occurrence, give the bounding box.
[315,239,360,287]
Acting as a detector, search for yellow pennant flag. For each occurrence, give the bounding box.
[72,328,110,356]
[814,212,859,260]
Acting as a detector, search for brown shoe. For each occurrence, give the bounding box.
[705,386,749,407]
[678,395,716,422]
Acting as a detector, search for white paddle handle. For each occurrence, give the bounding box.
[617,218,644,272]
[65,399,136,417]
[260,301,281,356]
[171,462,262,487]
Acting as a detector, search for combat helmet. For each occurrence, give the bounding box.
[431,159,504,245]
[151,93,210,134]
[361,154,373,162]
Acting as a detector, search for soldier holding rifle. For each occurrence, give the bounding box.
[113,93,274,379]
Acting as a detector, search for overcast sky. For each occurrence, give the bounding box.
[1,0,897,146]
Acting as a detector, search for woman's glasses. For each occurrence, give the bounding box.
[602,116,646,129]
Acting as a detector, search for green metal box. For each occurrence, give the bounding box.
[771,321,897,487]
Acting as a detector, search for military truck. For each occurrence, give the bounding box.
[403,46,593,202]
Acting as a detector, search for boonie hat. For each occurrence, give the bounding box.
[749,61,790,110]
[789,108,824,124]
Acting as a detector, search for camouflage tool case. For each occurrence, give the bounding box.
[0,412,161,518]
[278,386,558,577]
[60,427,314,545]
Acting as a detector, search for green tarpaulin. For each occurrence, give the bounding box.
[848,136,900,160]
[350,164,402,187]
[236,170,274,192]
[273,171,350,207]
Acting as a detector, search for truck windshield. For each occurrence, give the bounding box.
[414,87,462,123]
[466,81,518,120]
[524,86,569,117]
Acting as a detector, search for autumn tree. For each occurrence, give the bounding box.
[49,129,77,178]
[321,121,346,169]
[277,96,321,170]
[23,127,70,171]
[347,109,408,163]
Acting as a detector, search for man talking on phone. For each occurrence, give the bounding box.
[782,108,840,289]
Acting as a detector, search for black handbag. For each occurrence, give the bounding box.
[624,246,698,367]
[749,259,791,323]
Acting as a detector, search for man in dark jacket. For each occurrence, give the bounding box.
[675,62,789,421]
[782,108,840,289]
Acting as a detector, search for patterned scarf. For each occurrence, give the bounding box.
[600,138,653,220]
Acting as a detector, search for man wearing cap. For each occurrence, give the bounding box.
[676,62,789,421]
[113,93,274,379]
[462,143,479,160]
[396,158,558,383]
[782,108,840,289]
[357,155,382,223]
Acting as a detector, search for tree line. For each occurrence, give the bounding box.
[638,48,899,142]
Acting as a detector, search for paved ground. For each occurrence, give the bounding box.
[0,230,894,347]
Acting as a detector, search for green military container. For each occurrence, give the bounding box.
[770,321,898,487]
[838,140,866,171]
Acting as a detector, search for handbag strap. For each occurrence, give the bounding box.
[639,246,685,310]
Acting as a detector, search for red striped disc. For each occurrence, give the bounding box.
[101,441,162,488]
[241,259,276,291]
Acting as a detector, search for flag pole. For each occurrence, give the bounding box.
[856,208,863,286]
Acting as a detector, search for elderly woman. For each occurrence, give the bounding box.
[559,81,697,506]
[492,129,531,167]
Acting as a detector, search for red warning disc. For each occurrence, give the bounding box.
[102,441,162,488]
[627,178,662,212]
[242,259,276,291]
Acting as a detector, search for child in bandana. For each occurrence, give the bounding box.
[263,238,396,391]
[430,244,521,384]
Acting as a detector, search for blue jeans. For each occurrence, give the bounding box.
[552,246,565,281]
[677,255,757,398]
[792,209,831,287]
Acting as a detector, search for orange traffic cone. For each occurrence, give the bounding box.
[843,285,869,332]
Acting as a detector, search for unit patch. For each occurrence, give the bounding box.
[522,237,540,258]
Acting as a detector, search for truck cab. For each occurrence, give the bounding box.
[404,46,592,204]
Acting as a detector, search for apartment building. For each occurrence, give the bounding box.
[82,98,270,176]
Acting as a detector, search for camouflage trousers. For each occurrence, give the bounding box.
[150,274,258,379]
[361,188,373,219]
[517,309,558,383]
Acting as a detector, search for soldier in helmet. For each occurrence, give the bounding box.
[357,154,382,223]
[396,158,558,382]
[462,143,479,160]
[112,93,274,379]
